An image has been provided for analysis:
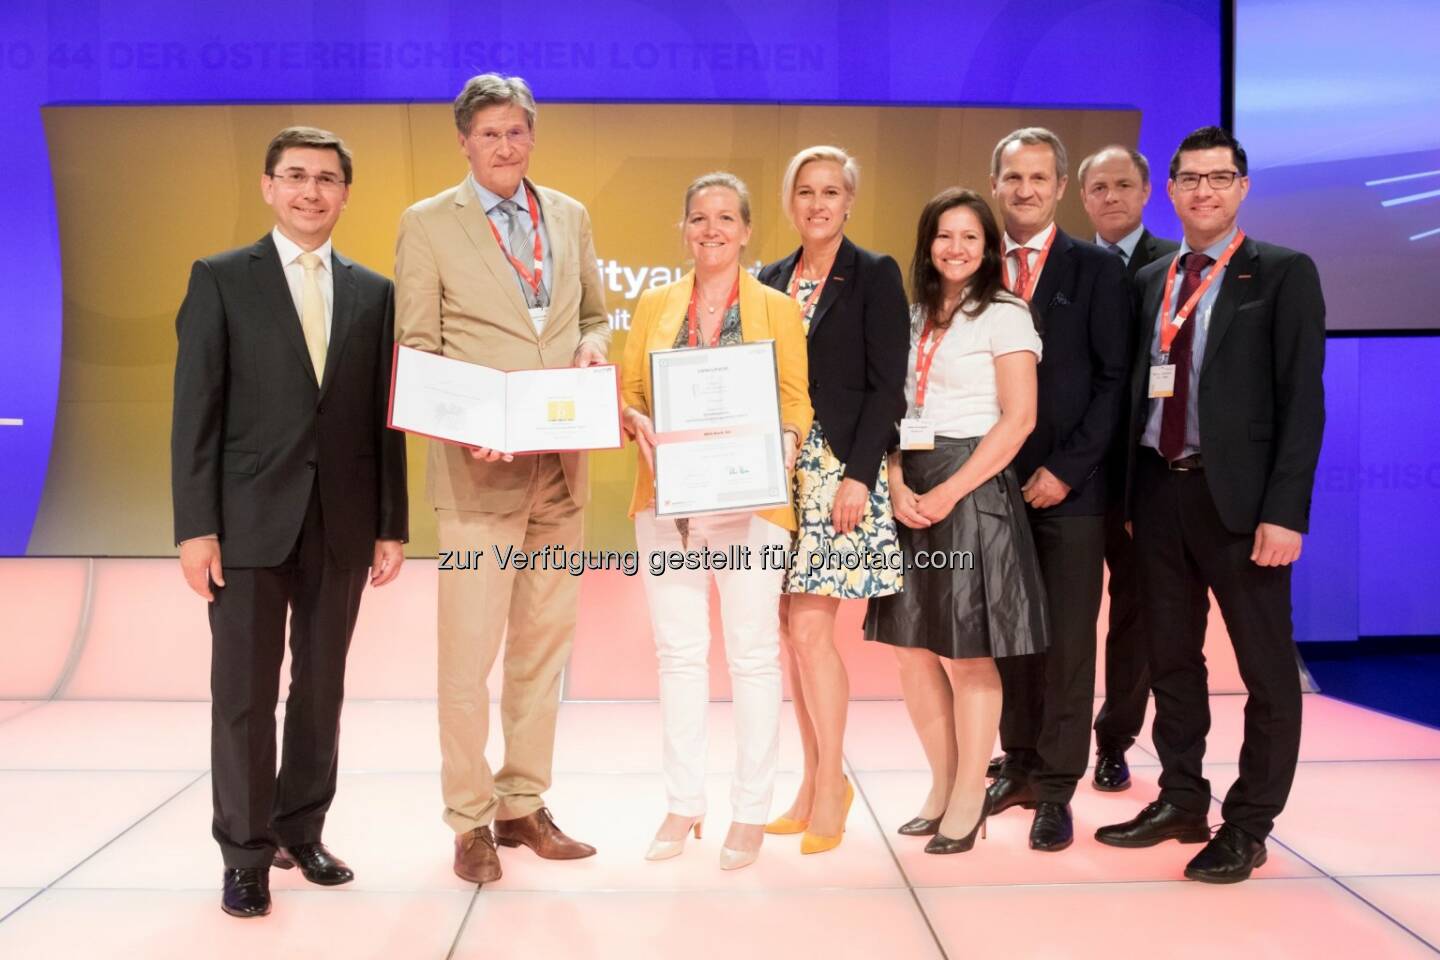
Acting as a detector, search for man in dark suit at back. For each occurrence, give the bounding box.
[171,126,408,918]
[1096,126,1325,883]
[986,128,1132,852]
[1077,145,1180,792]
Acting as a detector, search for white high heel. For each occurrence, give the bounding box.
[645,817,703,861]
[718,844,760,871]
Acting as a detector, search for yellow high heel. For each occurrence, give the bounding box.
[800,776,855,855]
[764,814,809,836]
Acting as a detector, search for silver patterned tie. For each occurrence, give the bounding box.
[497,199,549,308]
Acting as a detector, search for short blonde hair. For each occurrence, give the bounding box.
[780,145,859,225]
[683,171,752,226]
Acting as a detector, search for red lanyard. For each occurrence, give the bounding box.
[686,277,740,347]
[1158,230,1246,355]
[1002,227,1057,303]
[486,185,545,302]
[913,316,951,413]
[786,254,827,319]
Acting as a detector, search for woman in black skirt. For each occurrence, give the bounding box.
[865,188,1049,853]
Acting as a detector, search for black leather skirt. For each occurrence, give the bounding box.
[864,436,1049,660]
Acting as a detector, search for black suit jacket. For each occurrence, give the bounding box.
[1012,228,1132,517]
[1125,228,1181,280]
[758,237,910,488]
[1127,235,1326,534]
[1099,227,1180,503]
[171,234,408,568]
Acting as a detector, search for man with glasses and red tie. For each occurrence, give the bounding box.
[1096,126,1326,884]
[172,126,408,918]
[395,73,609,886]
[985,128,1132,853]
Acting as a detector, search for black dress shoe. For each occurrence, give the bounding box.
[897,816,941,837]
[1184,823,1267,883]
[925,792,992,854]
[1095,800,1212,848]
[273,842,355,886]
[986,775,1038,815]
[1092,747,1131,792]
[986,755,1004,780]
[221,867,271,918]
[1029,802,1073,852]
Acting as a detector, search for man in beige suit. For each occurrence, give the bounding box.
[395,73,609,884]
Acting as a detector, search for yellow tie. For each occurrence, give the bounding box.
[297,251,328,382]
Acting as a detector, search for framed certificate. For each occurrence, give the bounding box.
[387,345,622,454]
[649,340,789,518]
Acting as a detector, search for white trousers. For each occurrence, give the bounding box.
[634,509,788,823]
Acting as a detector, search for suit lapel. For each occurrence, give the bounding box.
[249,235,318,389]
[319,252,357,398]
[1030,228,1073,327]
[1201,236,1258,371]
[451,177,534,335]
[738,270,768,343]
[1127,230,1153,279]
[654,272,694,351]
[806,237,855,340]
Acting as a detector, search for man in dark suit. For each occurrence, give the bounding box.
[1078,145,1180,792]
[172,126,408,918]
[986,128,1132,852]
[1096,126,1325,883]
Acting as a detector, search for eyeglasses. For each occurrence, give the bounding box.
[1174,170,1239,191]
[269,171,347,190]
[469,128,534,150]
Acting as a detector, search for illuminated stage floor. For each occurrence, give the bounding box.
[1,694,1438,958]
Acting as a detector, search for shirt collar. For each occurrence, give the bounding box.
[1179,225,1240,261]
[1097,223,1146,261]
[271,227,332,270]
[469,173,527,214]
[1004,221,1055,254]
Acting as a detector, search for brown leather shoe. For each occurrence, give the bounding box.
[493,807,597,860]
[453,826,502,883]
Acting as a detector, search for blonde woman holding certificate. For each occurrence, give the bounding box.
[622,172,811,871]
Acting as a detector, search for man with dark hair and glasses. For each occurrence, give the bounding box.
[1096,126,1326,883]
[172,125,409,917]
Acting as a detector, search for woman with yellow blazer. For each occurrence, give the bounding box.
[622,172,812,871]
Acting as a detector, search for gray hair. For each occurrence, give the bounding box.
[991,127,1069,180]
[453,73,537,134]
[1077,145,1152,188]
[780,145,860,214]
[683,171,752,226]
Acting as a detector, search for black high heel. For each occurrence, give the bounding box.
[924,791,993,854]
[897,815,942,837]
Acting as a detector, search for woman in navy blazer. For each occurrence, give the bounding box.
[756,146,910,853]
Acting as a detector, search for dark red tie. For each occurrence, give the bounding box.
[1158,253,1213,461]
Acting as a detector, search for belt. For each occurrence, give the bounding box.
[1166,453,1204,472]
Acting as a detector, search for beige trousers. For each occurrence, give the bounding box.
[436,455,582,833]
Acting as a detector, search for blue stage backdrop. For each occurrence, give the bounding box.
[17,1,1435,642]
[0,0,1220,563]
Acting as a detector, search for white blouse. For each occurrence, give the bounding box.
[903,297,1042,440]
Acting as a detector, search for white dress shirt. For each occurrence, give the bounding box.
[271,227,334,341]
[1096,223,1146,265]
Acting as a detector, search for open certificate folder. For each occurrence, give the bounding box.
[388,345,622,454]
[649,340,790,518]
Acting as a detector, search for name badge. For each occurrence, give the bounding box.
[899,418,935,451]
[528,306,547,333]
[1148,364,1176,399]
